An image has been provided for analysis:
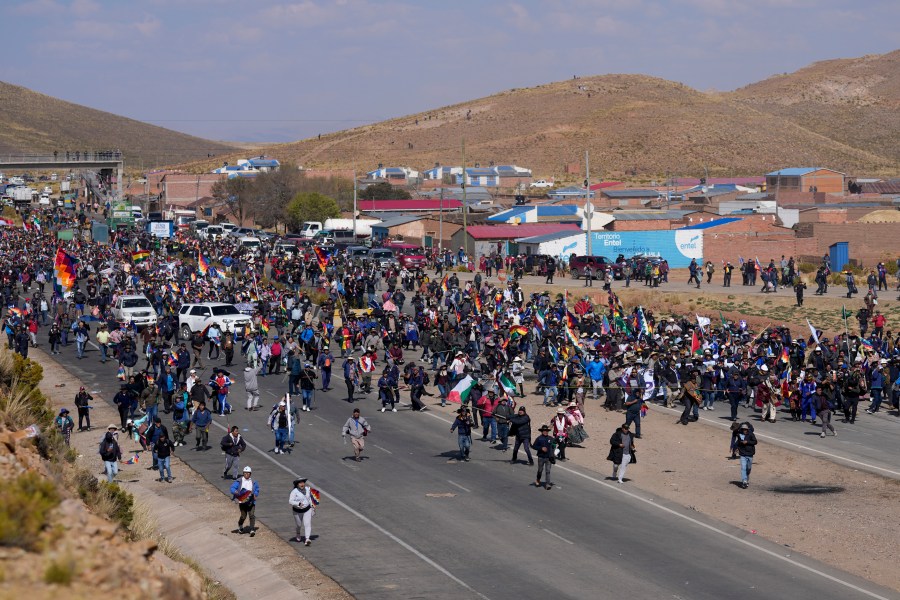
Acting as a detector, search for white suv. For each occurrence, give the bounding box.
[111,295,158,328]
[178,302,252,340]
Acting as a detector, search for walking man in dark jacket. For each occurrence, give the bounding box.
[736,422,757,489]
[508,406,534,465]
[532,424,554,489]
[450,408,473,461]
[220,426,246,479]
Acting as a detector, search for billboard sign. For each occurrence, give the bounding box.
[590,230,702,268]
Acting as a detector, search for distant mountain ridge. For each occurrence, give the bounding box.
[187,50,899,179]
[0,81,236,167]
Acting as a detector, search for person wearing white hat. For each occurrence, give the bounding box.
[230,466,259,536]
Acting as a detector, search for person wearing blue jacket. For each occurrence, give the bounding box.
[191,400,213,450]
[585,356,606,402]
[171,383,190,446]
[866,359,887,413]
[230,466,260,536]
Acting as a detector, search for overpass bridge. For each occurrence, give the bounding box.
[0,152,124,197]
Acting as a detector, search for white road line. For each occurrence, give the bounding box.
[554,463,891,600]
[657,405,900,478]
[313,415,330,424]
[541,528,574,545]
[420,408,888,599]
[206,420,490,600]
[372,444,393,455]
[447,479,470,493]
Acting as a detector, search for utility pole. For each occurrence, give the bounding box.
[352,169,357,242]
[585,150,592,256]
[461,139,467,257]
[439,185,444,255]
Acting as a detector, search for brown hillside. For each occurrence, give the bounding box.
[730,50,900,167]
[0,81,236,167]
[182,52,899,179]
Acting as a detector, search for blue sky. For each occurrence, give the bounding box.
[2,0,897,143]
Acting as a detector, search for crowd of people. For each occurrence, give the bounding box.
[2,205,896,540]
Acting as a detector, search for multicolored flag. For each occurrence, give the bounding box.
[691,330,702,355]
[314,246,331,272]
[440,275,449,293]
[198,251,209,276]
[473,293,482,314]
[637,306,652,336]
[132,249,150,263]
[54,249,77,291]
[497,372,517,396]
[310,488,321,506]
[123,454,140,465]
[509,325,529,338]
[780,346,789,363]
[601,314,612,335]
[447,375,476,404]
[260,318,270,336]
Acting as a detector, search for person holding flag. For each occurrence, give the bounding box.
[230,466,260,536]
[289,477,317,546]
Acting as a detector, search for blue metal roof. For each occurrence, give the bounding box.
[466,168,496,176]
[248,158,279,167]
[680,217,742,230]
[537,206,578,216]
[613,210,691,221]
[515,231,583,244]
[488,207,531,222]
[766,168,819,176]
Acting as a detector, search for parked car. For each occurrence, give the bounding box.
[178,302,252,340]
[530,179,554,188]
[569,255,623,279]
[368,248,397,269]
[199,225,225,240]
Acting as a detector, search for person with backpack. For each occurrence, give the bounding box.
[154,430,175,482]
[299,362,317,412]
[221,425,246,479]
[268,400,291,455]
[55,408,74,447]
[342,407,370,462]
[735,422,757,489]
[842,364,865,424]
[99,426,122,483]
[210,369,233,416]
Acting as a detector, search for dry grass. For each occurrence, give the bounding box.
[178,51,900,179]
[0,81,235,167]
[130,500,237,600]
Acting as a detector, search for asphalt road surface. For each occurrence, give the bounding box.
[43,339,898,600]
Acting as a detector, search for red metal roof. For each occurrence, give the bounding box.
[589,181,623,191]
[358,199,463,211]
[465,223,581,240]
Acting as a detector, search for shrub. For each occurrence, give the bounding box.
[74,469,135,533]
[797,262,816,274]
[0,472,60,551]
[44,556,77,585]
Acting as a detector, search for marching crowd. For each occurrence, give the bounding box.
[5,206,896,540]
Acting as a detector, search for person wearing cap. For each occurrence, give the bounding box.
[735,422,757,489]
[538,363,560,407]
[531,424,554,490]
[679,369,701,426]
[757,372,780,423]
[99,426,122,483]
[551,408,569,460]
[725,368,747,421]
[74,386,93,431]
[268,400,290,454]
[55,408,75,447]
[220,425,246,479]
[450,408,474,462]
[289,477,315,546]
[230,466,260,536]
[508,406,534,465]
[316,344,334,392]
[607,423,636,484]
[342,408,370,462]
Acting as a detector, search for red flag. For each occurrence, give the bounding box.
[691,330,702,355]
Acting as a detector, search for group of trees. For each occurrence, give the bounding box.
[210,163,355,231]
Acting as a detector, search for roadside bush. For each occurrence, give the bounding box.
[74,469,135,533]
[0,472,60,551]
[44,556,77,585]
[797,262,816,274]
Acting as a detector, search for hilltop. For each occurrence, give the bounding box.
[0,81,236,167]
[185,50,899,179]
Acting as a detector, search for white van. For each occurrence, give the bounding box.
[239,236,262,255]
[202,225,225,240]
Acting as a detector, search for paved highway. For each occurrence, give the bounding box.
[44,340,898,600]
